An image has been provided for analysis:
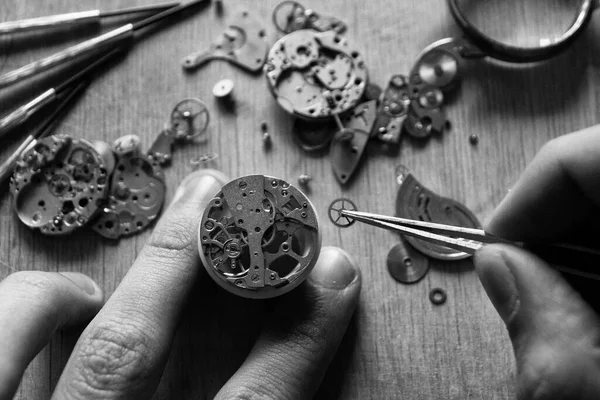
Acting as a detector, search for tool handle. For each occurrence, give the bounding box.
[0,10,100,35]
[0,24,133,89]
[0,89,56,139]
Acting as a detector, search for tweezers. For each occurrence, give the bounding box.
[341,209,600,281]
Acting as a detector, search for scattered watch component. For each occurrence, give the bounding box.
[212,79,235,100]
[404,37,482,138]
[272,1,347,34]
[10,135,110,235]
[330,101,376,184]
[292,118,337,152]
[93,135,166,239]
[328,197,357,228]
[394,165,481,261]
[371,75,411,144]
[469,134,479,145]
[260,121,272,147]
[190,152,219,169]
[148,98,210,165]
[429,287,447,305]
[297,174,311,186]
[170,98,211,142]
[265,29,368,120]
[198,175,321,299]
[182,11,269,72]
[386,239,430,284]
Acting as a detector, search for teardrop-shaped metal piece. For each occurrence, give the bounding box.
[394,165,481,260]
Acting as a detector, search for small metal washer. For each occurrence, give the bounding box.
[429,288,447,305]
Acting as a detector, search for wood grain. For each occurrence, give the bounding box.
[0,1,598,399]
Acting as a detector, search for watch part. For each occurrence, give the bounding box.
[265,29,368,120]
[93,139,166,239]
[148,98,210,166]
[386,239,430,284]
[292,117,337,152]
[327,197,357,228]
[330,100,376,184]
[10,135,110,235]
[272,1,347,34]
[394,165,481,260]
[429,287,447,305]
[212,79,235,99]
[199,175,321,299]
[182,11,269,72]
[371,75,411,143]
[170,98,210,141]
[404,38,473,138]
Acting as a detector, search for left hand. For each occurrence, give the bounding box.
[0,170,362,399]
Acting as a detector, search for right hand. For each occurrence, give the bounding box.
[474,125,600,399]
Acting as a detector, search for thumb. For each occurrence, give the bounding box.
[474,244,600,400]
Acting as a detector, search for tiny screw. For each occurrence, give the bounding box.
[469,134,479,145]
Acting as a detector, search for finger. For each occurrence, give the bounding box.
[0,271,102,400]
[487,124,600,241]
[215,246,361,400]
[53,169,228,400]
[474,244,600,400]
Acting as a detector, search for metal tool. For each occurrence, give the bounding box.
[0,3,178,35]
[0,81,89,185]
[332,207,600,281]
[0,47,126,140]
[0,0,211,89]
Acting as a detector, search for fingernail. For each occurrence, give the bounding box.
[474,246,520,324]
[309,247,359,289]
[172,169,228,204]
[59,272,100,296]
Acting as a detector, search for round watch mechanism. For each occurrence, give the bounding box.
[265,29,368,120]
[198,175,321,299]
[10,135,110,235]
[93,136,166,239]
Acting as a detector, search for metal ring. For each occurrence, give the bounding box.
[429,288,447,305]
[447,0,594,62]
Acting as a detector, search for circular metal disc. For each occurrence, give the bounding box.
[386,242,430,284]
[416,49,459,89]
[212,80,234,99]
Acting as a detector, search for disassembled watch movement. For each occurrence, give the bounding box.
[199,175,321,299]
[10,98,210,239]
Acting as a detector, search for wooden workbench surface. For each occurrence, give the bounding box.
[1,1,598,399]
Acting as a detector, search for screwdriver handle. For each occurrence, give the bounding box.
[0,10,100,35]
[0,24,133,89]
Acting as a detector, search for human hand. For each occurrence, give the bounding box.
[0,170,361,400]
[473,126,600,400]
